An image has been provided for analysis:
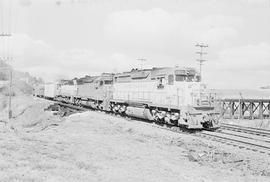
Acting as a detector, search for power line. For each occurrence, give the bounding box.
[195,43,208,81]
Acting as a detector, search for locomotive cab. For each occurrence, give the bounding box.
[172,69,220,129]
[111,66,221,130]
[152,68,220,129]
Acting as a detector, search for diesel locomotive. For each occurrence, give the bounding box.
[39,66,221,130]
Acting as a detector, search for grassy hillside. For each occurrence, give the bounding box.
[0,60,43,96]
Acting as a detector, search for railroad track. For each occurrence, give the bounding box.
[51,101,270,155]
[196,131,270,154]
[148,124,270,155]
[136,123,270,155]
[220,123,270,137]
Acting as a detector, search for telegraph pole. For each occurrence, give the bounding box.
[137,58,146,70]
[8,62,12,120]
[0,0,14,123]
[195,43,208,81]
[0,62,12,121]
[0,34,12,121]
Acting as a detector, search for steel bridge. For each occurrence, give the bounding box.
[220,99,270,119]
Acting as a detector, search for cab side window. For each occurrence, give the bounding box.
[195,75,201,82]
[95,81,99,89]
[168,75,174,85]
[104,80,112,85]
[157,77,165,89]
[99,81,103,86]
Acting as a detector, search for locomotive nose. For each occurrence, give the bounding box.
[201,113,220,129]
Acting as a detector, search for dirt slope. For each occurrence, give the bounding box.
[0,97,269,182]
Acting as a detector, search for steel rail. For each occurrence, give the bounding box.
[221,123,270,133]
[216,130,270,143]
[197,132,270,151]
[220,124,270,137]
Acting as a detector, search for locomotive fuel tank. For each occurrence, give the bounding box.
[125,106,154,121]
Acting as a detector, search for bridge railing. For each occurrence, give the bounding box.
[218,98,270,119]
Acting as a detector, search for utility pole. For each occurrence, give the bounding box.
[0,64,12,121]
[0,34,12,121]
[0,0,13,122]
[195,43,208,81]
[137,58,146,70]
[8,64,12,120]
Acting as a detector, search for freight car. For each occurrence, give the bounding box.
[34,85,44,98]
[55,80,78,103]
[44,82,58,100]
[43,66,221,130]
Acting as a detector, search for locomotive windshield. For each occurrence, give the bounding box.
[175,75,185,81]
[175,74,200,82]
[104,80,113,84]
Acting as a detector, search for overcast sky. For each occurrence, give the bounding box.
[1,0,270,89]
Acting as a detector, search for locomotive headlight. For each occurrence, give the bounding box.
[180,112,189,122]
[171,113,179,120]
[202,114,210,122]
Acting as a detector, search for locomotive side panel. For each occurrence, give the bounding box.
[112,81,186,109]
[77,83,112,101]
[59,85,77,97]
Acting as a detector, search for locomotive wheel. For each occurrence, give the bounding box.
[154,118,165,126]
